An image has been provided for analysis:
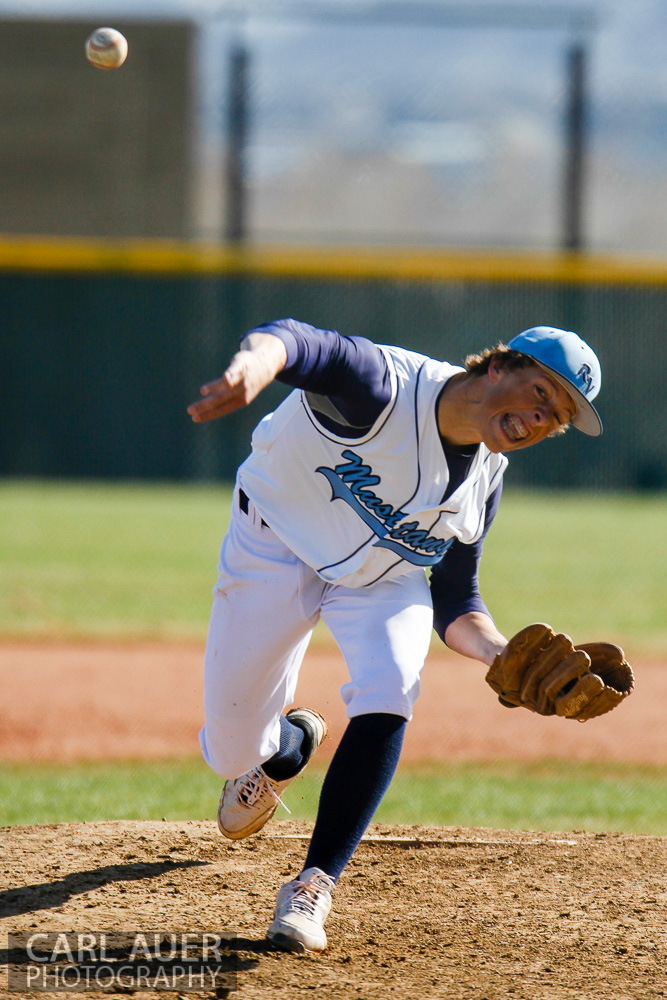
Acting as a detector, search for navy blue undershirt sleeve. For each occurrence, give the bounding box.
[430,480,503,644]
[248,319,392,430]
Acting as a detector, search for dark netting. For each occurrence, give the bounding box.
[1,270,665,489]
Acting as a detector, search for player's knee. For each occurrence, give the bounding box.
[206,743,259,780]
[199,724,267,779]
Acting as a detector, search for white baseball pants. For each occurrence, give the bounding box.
[199,485,434,779]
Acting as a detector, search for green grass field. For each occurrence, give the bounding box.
[1,759,665,834]
[0,479,665,651]
[1,479,665,830]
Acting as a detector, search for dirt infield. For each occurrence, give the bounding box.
[2,819,667,999]
[2,644,666,998]
[0,641,665,763]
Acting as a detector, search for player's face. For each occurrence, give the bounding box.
[482,360,576,453]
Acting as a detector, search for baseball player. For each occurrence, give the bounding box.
[187,321,632,954]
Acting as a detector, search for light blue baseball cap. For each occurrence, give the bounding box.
[508,326,602,436]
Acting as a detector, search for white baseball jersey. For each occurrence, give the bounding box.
[239,346,508,589]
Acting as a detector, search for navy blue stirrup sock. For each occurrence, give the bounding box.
[302,713,406,882]
[262,714,308,781]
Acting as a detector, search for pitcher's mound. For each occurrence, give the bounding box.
[2,820,665,999]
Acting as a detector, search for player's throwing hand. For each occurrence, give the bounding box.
[187,333,288,422]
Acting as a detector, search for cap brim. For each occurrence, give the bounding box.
[534,361,603,436]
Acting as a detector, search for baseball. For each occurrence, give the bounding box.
[85,27,128,70]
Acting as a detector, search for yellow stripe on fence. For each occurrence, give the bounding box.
[0,236,666,285]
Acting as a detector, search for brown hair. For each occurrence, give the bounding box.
[464,343,569,436]
[464,343,537,376]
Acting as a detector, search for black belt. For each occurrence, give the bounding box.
[239,488,269,527]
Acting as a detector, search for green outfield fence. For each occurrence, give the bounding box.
[1,239,666,489]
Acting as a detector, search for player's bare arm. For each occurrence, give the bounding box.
[444,611,508,666]
[187,332,288,422]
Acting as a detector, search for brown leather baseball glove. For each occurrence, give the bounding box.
[485,623,634,721]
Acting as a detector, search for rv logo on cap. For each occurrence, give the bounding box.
[577,363,594,394]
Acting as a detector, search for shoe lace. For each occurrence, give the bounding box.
[237,767,291,815]
[289,877,330,917]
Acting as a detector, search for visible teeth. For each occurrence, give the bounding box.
[504,414,528,440]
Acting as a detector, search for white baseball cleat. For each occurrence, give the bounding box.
[216,707,327,841]
[266,867,335,953]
